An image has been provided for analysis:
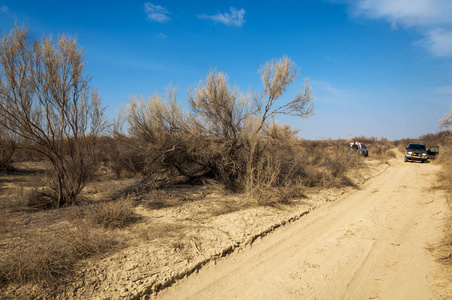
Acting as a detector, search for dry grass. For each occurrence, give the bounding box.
[0,171,136,288]
[81,198,138,229]
[247,138,365,206]
[0,209,9,233]
[0,222,118,287]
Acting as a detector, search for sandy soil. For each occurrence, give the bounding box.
[155,158,452,299]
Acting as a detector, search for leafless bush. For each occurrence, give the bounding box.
[0,25,106,207]
[124,57,314,194]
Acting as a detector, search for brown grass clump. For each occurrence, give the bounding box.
[0,223,117,287]
[77,198,138,229]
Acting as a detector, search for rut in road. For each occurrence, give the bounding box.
[155,160,451,300]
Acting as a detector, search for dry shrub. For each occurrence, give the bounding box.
[437,141,452,192]
[420,131,451,148]
[96,135,146,178]
[0,223,117,287]
[124,57,313,194]
[298,139,362,188]
[385,149,397,158]
[63,223,118,258]
[433,136,452,271]
[350,136,395,159]
[25,188,87,211]
[0,26,106,207]
[247,130,361,205]
[25,189,56,210]
[79,198,138,229]
[275,180,306,205]
[0,138,15,171]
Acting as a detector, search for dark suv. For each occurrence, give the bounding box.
[404,143,428,163]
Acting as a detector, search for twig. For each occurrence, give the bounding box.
[191,238,202,255]
[132,271,159,282]
[422,200,433,205]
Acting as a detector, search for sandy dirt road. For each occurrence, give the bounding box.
[155,159,451,300]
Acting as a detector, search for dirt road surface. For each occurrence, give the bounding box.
[155,159,452,300]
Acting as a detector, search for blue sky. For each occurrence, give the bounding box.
[1,0,452,140]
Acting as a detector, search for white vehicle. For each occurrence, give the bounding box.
[349,142,368,157]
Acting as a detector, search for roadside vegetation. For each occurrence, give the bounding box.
[0,25,398,297]
[430,108,452,274]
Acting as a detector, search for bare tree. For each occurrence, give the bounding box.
[0,25,105,207]
[257,56,314,133]
[188,70,256,142]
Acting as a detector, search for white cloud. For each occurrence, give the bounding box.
[351,0,452,27]
[144,2,170,23]
[198,7,246,27]
[1,5,9,13]
[421,29,452,56]
[345,0,452,57]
